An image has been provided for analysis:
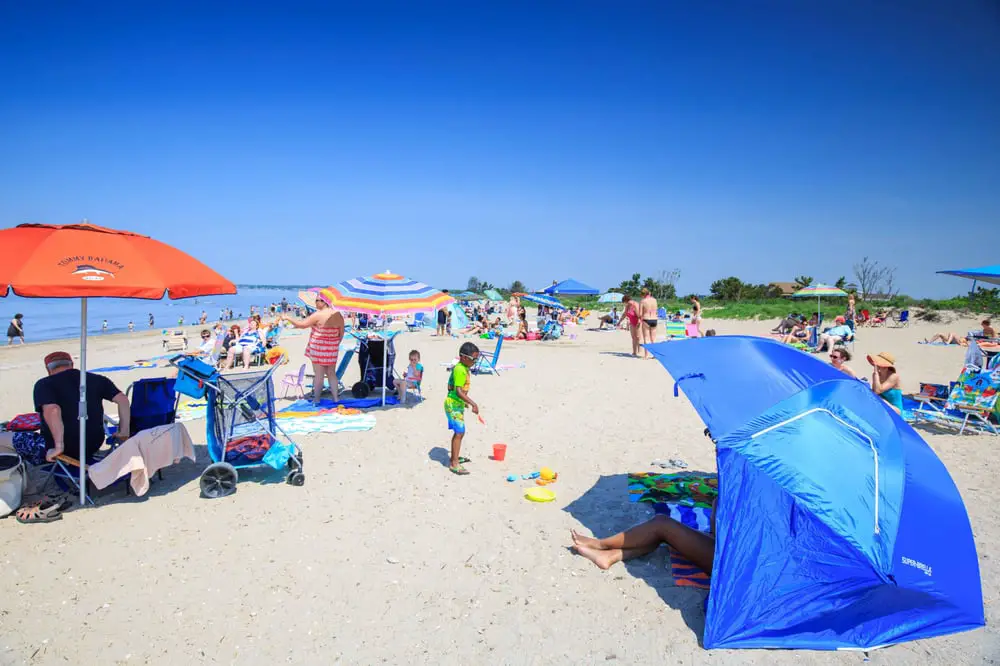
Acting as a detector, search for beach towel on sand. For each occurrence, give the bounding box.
[628,472,718,589]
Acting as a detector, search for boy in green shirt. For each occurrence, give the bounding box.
[445,342,480,475]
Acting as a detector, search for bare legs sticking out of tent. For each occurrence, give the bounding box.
[571,512,715,574]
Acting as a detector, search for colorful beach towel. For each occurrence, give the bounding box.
[91,360,162,373]
[276,412,376,434]
[628,472,718,589]
[627,472,718,509]
[280,396,399,414]
[175,399,208,422]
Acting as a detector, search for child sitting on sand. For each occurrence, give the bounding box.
[397,349,424,404]
[445,342,480,475]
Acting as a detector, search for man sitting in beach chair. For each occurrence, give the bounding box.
[813,317,854,353]
[17,352,132,514]
[597,308,619,330]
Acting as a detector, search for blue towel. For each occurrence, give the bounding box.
[280,395,400,412]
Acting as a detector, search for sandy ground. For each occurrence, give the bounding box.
[0,316,997,665]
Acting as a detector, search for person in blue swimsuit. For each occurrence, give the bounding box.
[868,351,902,414]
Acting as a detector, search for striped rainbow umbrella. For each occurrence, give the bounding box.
[318,271,454,316]
[317,271,453,404]
[791,283,848,320]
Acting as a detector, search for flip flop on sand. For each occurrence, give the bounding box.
[458,457,471,464]
[449,465,470,475]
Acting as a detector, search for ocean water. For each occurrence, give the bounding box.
[1,287,303,342]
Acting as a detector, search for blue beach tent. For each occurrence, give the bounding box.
[645,336,984,650]
[543,279,599,296]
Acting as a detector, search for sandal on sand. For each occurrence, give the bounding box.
[458,457,471,464]
[16,499,65,524]
[449,465,470,475]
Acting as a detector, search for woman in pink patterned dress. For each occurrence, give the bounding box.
[281,296,345,404]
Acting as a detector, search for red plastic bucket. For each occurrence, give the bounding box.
[492,443,507,461]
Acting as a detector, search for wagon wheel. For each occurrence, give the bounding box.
[200,462,239,499]
[286,471,305,486]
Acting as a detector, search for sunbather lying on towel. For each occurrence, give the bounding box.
[571,500,716,573]
[924,332,968,346]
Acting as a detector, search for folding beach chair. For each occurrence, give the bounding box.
[473,336,504,375]
[43,376,180,502]
[664,321,687,338]
[857,310,871,327]
[891,310,910,327]
[913,366,999,435]
[162,330,187,351]
[406,312,426,332]
[335,346,356,393]
[657,307,667,320]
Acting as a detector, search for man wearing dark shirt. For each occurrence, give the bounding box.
[33,351,131,462]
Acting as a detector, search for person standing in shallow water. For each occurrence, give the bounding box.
[7,313,25,345]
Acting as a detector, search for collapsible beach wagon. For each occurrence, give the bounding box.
[171,355,304,497]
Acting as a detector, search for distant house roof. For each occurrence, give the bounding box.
[769,282,799,296]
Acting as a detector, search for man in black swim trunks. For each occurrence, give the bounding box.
[436,307,447,336]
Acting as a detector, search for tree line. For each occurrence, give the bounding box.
[465,256,905,304]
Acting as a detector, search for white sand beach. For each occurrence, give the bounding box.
[0,316,997,664]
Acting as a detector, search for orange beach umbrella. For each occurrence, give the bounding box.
[0,223,236,505]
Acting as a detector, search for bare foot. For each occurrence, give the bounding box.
[570,529,603,549]
[573,544,621,570]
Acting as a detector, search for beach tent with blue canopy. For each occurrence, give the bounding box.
[521,292,567,311]
[644,336,983,650]
[938,264,1000,291]
[543,278,599,296]
[422,302,468,330]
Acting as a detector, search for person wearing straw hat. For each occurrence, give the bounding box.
[867,351,903,414]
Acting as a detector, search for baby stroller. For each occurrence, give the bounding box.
[351,333,398,398]
[171,355,304,498]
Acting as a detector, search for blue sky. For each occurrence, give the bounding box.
[1,1,998,297]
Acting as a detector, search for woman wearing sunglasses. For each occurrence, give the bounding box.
[829,347,857,379]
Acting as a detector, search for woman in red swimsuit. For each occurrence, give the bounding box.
[281,296,345,403]
[620,294,641,357]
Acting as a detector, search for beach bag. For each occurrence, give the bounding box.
[174,356,218,399]
[0,452,26,517]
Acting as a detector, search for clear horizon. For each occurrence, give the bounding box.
[1,2,997,298]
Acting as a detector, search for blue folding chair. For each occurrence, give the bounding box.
[406,312,426,332]
[473,336,504,375]
[891,310,910,327]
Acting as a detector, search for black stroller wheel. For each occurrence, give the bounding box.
[351,381,370,399]
[286,471,305,486]
[200,462,239,498]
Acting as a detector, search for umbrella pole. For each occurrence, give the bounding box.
[382,310,387,406]
[78,298,88,506]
